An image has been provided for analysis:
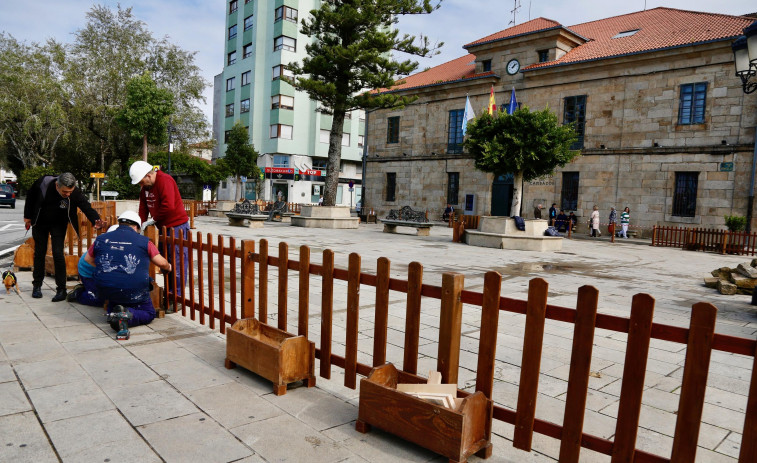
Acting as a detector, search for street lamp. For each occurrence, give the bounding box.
[733,21,757,235]
[167,119,174,175]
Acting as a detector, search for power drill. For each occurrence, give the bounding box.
[106,306,133,340]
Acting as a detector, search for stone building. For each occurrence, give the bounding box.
[364,8,757,235]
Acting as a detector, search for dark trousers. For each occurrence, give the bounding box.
[162,221,190,298]
[32,225,68,291]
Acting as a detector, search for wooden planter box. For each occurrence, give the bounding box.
[356,363,492,463]
[225,318,316,395]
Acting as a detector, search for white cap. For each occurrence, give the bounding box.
[129,161,154,185]
[118,210,142,228]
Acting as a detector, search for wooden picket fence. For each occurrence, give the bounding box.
[152,232,757,463]
[652,225,757,256]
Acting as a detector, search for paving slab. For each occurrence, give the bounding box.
[13,355,90,390]
[44,409,148,459]
[187,381,283,428]
[27,378,114,423]
[139,412,252,462]
[0,412,58,463]
[0,380,32,417]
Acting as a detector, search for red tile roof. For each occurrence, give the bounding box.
[385,8,754,92]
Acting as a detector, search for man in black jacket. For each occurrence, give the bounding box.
[23,173,105,301]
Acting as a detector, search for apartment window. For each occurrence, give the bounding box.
[386,173,397,202]
[229,0,237,14]
[563,95,586,149]
[358,135,364,148]
[225,103,234,117]
[447,172,459,206]
[538,49,549,62]
[673,172,698,217]
[271,95,294,110]
[678,82,707,125]
[275,6,298,23]
[313,159,328,170]
[274,35,296,52]
[342,133,350,147]
[226,77,235,91]
[387,116,400,143]
[270,124,293,139]
[224,131,231,143]
[560,172,579,211]
[482,59,492,72]
[228,24,237,40]
[227,51,236,65]
[447,109,464,153]
[272,65,294,80]
[273,155,289,167]
[244,0,251,3]
[244,15,253,31]
[319,129,330,144]
[240,44,251,60]
[241,71,250,86]
[240,99,250,113]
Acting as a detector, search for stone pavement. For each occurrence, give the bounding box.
[1,216,755,462]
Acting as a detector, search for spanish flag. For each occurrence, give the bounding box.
[488,85,497,115]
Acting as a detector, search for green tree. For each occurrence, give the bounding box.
[464,107,580,216]
[222,122,260,200]
[116,72,174,161]
[18,165,56,192]
[290,0,442,206]
[0,34,69,168]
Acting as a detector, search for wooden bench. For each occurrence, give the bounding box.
[380,206,434,236]
[225,200,268,228]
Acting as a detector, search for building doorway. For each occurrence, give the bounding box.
[273,183,288,202]
[491,174,513,216]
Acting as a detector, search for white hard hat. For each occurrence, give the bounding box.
[129,161,154,184]
[118,210,142,228]
[107,225,119,233]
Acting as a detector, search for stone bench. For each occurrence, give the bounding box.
[380,219,435,236]
[225,200,268,227]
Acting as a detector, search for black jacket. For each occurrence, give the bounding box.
[23,175,100,234]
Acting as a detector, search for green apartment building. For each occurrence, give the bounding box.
[214,0,364,205]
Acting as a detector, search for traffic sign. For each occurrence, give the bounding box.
[90,172,105,178]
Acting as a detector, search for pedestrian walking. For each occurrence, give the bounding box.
[590,205,601,237]
[609,207,617,236]
[620,207,630,238]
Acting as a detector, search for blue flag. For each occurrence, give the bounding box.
[506,87,518,114]
[462,95,476,136]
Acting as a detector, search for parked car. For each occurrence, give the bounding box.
[0,183,16,208]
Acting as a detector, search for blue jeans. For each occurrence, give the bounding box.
[164,221,190,298]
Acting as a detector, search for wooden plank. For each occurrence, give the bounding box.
[403,261,423,374]
[558,285,599,463]
[373,257,390,367]
[178,231,186,316]
[259,239,268,324]
[188,232,196,321]
[218,234,226,334]
[240,240,255,319]
[345,253,361,389]
[298,245,310,338]
[437,272,464,385]
[207,233,215,330]
[170,228,177,308]
[475,271,501,399]
[320,249,334,379]
[611,293,655,463]
[670,302,717,463]
[197,231,205,325]
[513,278,549,451]
[739,343,757,463]
[229,236,237,324]
[278,242,288,331]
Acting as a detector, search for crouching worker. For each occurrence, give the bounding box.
[84,211,171,338]
[68,225,119,305]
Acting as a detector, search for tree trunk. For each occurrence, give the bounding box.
[323,109,347,207]
[142,134,148,161]
[511,170,524,217]
[236,174,241,201]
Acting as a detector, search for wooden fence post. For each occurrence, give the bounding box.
[278,242,288,331]
[514,278,549,451]
[229,236,237,324]
[197,231,205,325]
[403,262,423,374]
[187,232,195,321]
[373,257,390,367]
[241,240,255,320]
[437,272,464,385]
[320,249,335,379]
[345,253,361,389]
[652,225,657,246]
[475,271,502,399]
[259,239,268,323]
[207,232,215,330]
[298,245,310,338]
[559,285,599,463]
[670,302,717,463]
[739,344,757,462]
[217,234,225,333]
[190,202,196,229]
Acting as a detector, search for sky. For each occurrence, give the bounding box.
[1,0,755,129]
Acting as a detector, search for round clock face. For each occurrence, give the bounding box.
[507,59,520,75]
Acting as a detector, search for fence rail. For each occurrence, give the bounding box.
[148,231,757,463]
[652,225,757,256]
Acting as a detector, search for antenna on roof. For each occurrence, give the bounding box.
[509,0,521,26]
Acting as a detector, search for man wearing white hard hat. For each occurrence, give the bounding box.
[67,224,119,305]
[84,211,172,333]
[129,160,189,301]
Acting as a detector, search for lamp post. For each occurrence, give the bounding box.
[732,21,757,234]
[167,118,174,175]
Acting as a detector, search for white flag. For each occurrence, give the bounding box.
[462,94,476,136]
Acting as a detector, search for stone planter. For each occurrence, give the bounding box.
[290,205,360,229]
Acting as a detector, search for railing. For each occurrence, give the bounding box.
[652,225,757,256]
[153,232,757,463]
[254,200,302,214]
